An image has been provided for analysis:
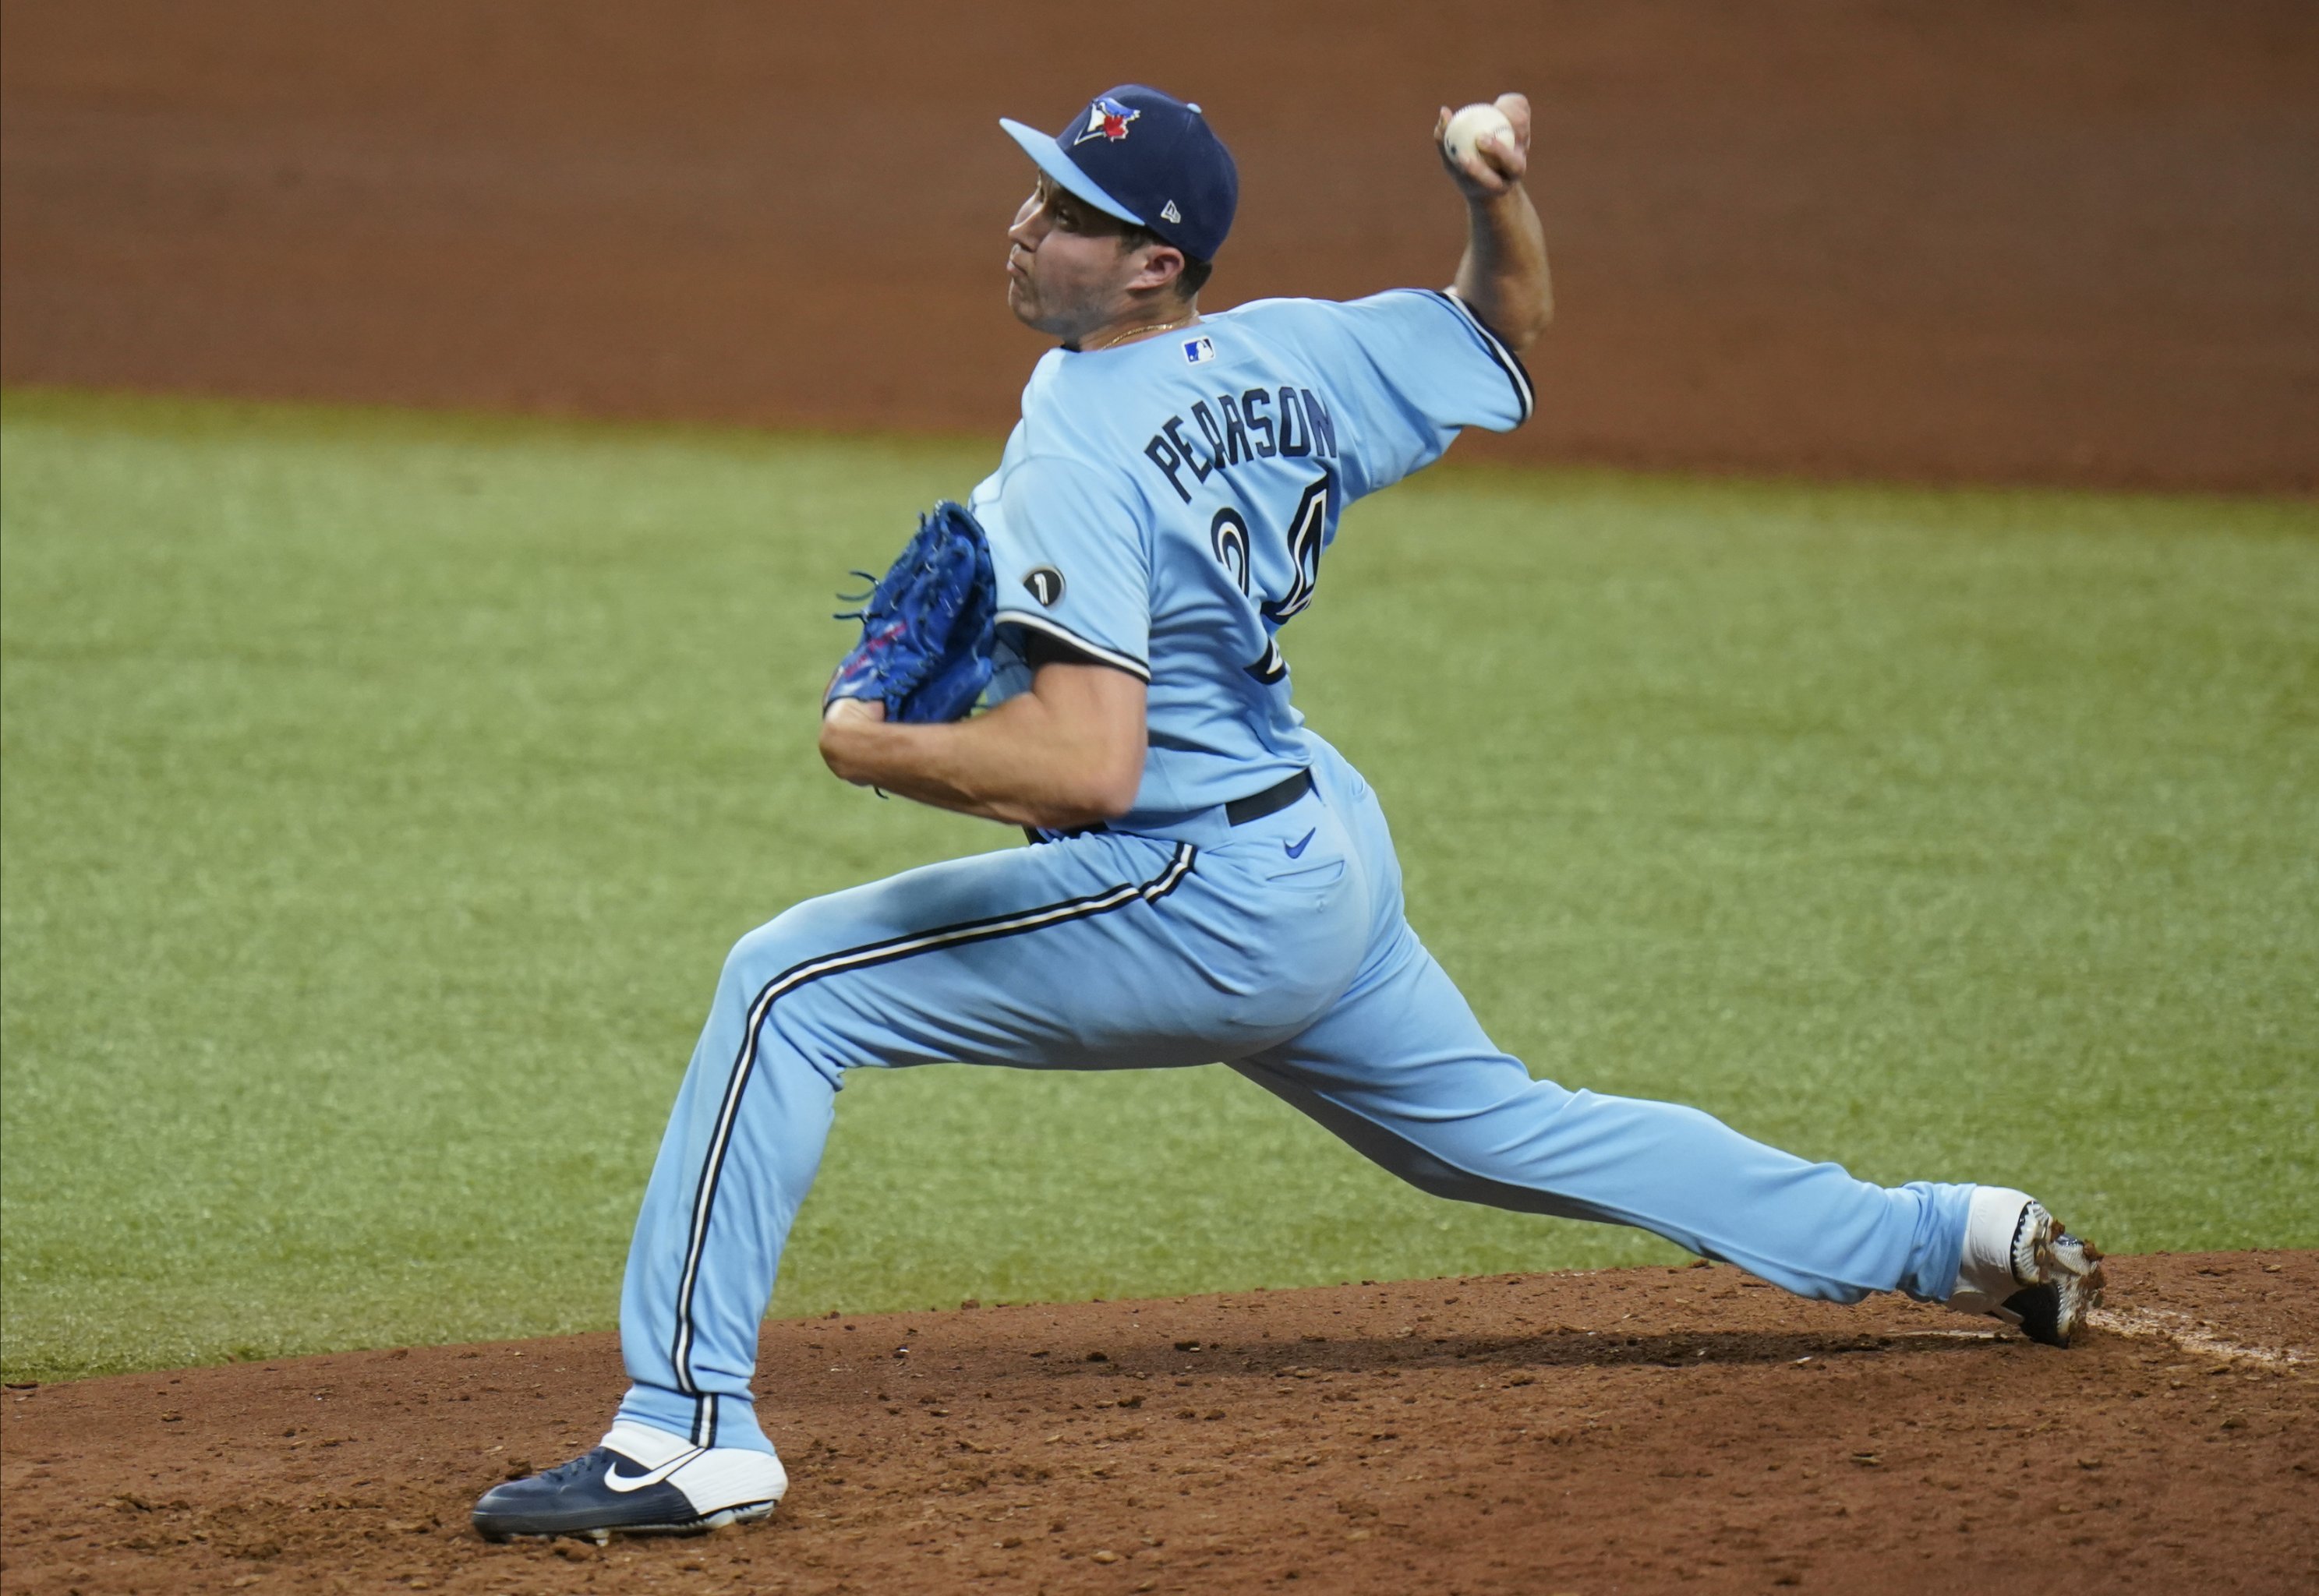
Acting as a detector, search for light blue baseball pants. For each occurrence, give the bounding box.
[617,737,1972,1453]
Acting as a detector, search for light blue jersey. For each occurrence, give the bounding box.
[970,289,1532,819]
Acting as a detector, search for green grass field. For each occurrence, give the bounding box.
[3,388,2313,1385]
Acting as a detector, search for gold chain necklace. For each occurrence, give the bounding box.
[1079,312,1199,353]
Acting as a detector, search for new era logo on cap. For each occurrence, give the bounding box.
[1160,200,1182,224]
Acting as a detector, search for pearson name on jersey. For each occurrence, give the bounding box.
[1141,386,1340,503]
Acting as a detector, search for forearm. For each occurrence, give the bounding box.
[1454,186,1551,353]
[818,679,1145,830]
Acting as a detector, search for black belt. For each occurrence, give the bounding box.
[1224,767,1313,826]
[1025,768,1313,846]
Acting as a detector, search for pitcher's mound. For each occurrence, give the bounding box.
[4,1251,2311,1594]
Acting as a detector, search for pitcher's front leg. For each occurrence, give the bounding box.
[611,830,1218,1454]
[615,909,854,1455]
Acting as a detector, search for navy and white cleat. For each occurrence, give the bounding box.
[472,1420,786,1545]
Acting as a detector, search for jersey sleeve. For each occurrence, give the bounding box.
[1324,288,1534,493]
[990,453,1152,682]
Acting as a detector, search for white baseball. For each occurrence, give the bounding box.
[1443,102,1515,168]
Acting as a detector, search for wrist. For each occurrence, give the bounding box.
[818,702,888,785]
[1464,184,1527,220]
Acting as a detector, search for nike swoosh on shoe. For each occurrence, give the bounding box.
[605,1451,700,1492]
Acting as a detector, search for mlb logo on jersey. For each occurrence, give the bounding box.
[1183,336,1215,365]
[1073,96,1140,146]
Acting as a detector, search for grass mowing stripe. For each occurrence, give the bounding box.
[2,388,2314,1383]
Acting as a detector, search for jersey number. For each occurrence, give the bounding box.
[1210,471,1331,685]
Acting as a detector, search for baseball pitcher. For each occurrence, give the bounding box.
[474,85,2103,1544]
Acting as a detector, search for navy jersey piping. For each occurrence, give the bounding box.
[995,609,1153,682]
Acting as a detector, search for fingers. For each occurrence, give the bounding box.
[823,695,888,726]
[1455,139,1522,193]
[1477,126,1526,185]
[1493,92,1533,148]
[1458,147,1511,193]
[1433,106,1475,186]
[1479,90,1531,182]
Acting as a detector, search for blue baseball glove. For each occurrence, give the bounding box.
[825,500,996,724]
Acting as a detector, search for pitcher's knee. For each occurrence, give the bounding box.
[718,909,823,1001]
[709,913,877,1092]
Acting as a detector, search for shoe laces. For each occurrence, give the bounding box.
[534,1447,613,1486]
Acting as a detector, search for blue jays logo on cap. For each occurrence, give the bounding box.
[1073,96,1141,147]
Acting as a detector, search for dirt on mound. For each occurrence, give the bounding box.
[2,1251,2311,1595]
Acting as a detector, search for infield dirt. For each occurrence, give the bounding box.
[4,1251,2311,1595]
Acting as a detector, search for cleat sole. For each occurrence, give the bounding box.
[476,1499,776,1545]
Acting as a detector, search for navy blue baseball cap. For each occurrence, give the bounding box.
[999,85,1238,262]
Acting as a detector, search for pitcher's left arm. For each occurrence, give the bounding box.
[819,664,1147,831]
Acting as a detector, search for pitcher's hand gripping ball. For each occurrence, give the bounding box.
[825,500,998,723]
[1441,101,1515,167]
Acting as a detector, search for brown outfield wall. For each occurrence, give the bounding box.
[4,0,2316,491]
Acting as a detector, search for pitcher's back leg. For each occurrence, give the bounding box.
[1232,923,1970,1304]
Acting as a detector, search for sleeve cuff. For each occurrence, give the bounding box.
[1431,288,1535,425]
[995,609,1152,682]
